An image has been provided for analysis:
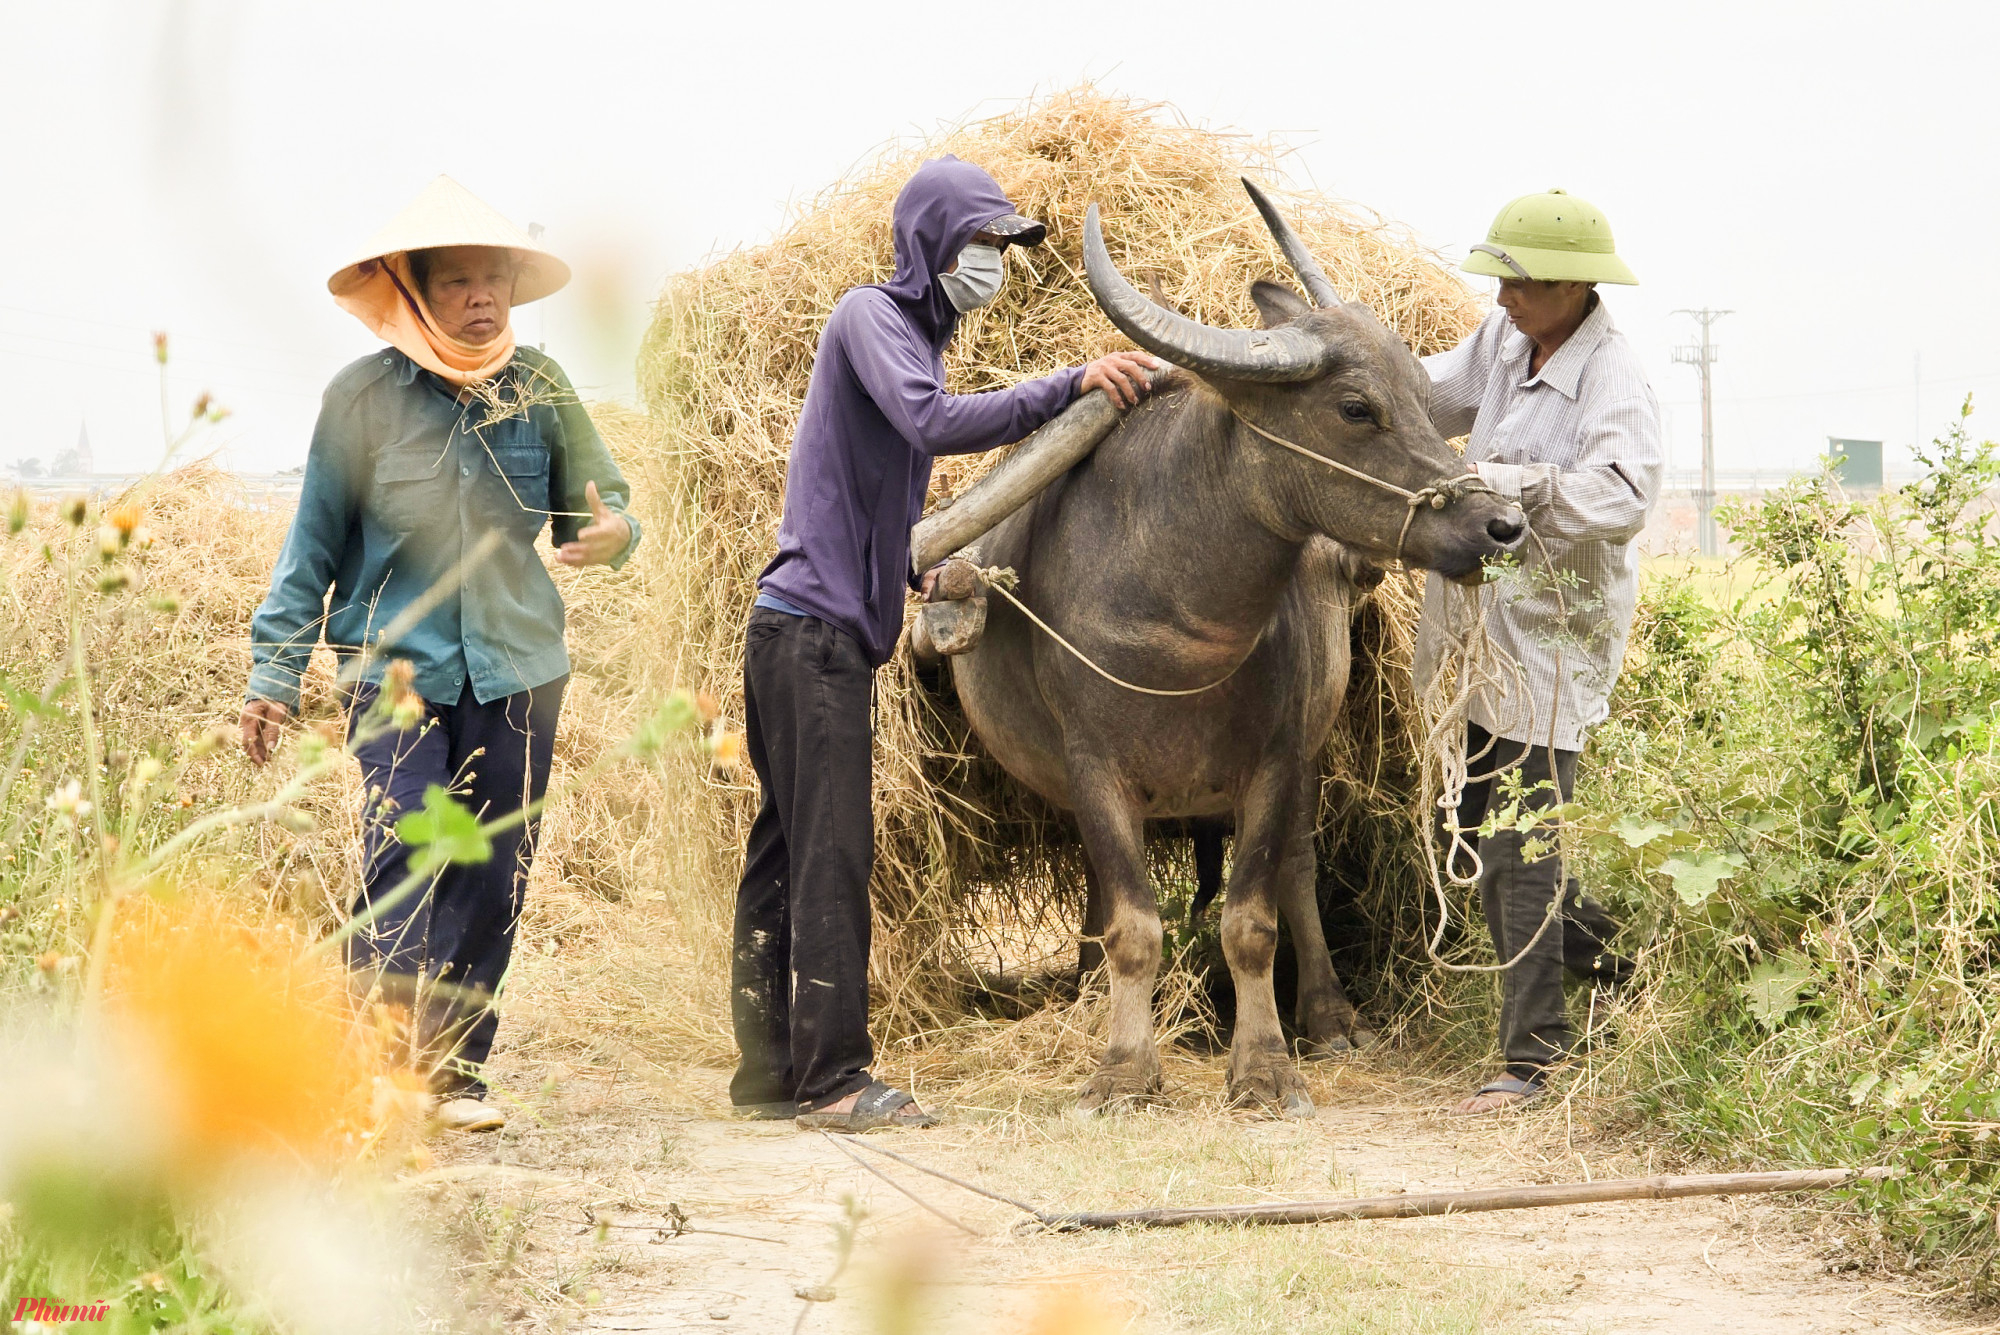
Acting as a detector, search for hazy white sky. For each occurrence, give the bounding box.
[4,0,1997,479]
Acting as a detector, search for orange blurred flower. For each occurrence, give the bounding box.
[1023,1285,1124,1335]
[101,894,399,1167]
[107,503,142,540]
[709,727,746,777]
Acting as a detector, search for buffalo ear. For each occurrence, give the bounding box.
[1250,280,1312,329]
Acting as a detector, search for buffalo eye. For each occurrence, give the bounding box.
[1339,399,1375,426]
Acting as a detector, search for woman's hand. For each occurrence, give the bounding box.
[1080,351,1160,409]
[241,698,290,766]
[557,481,633,567]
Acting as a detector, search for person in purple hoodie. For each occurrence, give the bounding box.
[734,156,1157,1130]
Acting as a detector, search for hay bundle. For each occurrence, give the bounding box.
[633,88,1486,1034]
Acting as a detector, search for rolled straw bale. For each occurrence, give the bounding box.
[632,87,1485,1034]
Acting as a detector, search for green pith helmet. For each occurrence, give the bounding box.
[1461,188,1638,286]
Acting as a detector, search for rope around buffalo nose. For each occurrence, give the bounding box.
[1228,413,1504,567]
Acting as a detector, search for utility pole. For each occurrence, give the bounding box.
[1913,351,1922,456]
[1672,309,1732,557]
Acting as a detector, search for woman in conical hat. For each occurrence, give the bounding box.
[240,177,642,1133]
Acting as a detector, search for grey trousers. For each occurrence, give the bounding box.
[1450,723,1631,1082]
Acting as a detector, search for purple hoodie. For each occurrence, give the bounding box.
[756,156,1086,667]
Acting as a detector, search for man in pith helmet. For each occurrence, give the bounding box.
[733,155,1156,1131]
[242,176,641,1132]
[1416,188,1664,1114]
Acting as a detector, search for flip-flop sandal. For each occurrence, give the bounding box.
[1452,1073,1545,1116]
[795,1081,938,1131]
[731,1101,798,1121]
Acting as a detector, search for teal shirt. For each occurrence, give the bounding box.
[247,346,641,710]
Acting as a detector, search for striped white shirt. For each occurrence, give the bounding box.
[1414,299,1664,751]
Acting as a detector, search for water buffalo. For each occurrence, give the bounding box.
[942,181,1526,1115]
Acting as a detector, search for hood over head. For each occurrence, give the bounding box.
[872,155,1028,350]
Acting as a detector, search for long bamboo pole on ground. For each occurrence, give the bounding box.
[1036,1168,1898,1232]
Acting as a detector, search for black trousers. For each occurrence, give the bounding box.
[1450,722,1630,1082]
[730,609,877,1111]
[345,675,565,1095]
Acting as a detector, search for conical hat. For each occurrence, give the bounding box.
[327,175,570,306]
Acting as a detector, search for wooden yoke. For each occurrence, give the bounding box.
[910,362,1173,578]
[907,363,1170,666]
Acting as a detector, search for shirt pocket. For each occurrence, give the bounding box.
[479,418,553,521]
[369,439,448,530]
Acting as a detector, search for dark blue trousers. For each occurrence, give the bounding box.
[730,610,877,1112]
[345,675,566,1095]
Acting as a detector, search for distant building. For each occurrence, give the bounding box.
[1827,438,1884,492]
[49,420,95,476]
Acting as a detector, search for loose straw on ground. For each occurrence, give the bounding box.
[828,1137,1896,1234]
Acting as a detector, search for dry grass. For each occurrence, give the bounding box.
[629,85,1487,1043]
[1,87,1490,1107]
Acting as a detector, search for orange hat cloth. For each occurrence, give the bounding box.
[327,175,570,389]
[333,252,517,388]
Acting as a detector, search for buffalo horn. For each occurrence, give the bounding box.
[1084,204,1325,384]
[1240,176,1344,309]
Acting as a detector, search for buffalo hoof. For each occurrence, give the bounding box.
[1076,1063,1163,1116]
[1227,1053,1313,1119]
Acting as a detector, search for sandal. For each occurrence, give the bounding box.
[795,1080,938,1131]
[1450,1073,1545,1116]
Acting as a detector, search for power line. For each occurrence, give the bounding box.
[0,300,336,361]
[0,344,320,400]
[0,328,323,383]
[1656,368,2000,408]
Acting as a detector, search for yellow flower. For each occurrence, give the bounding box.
[101,895,401,1168]
[709,726,747,777]
[107,502,142,540]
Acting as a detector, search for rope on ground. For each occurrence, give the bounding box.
[818,1131,981,1236]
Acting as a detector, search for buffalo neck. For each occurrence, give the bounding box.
[1076,389,1310,672]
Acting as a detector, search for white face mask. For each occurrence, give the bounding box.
[939,243,1005,312]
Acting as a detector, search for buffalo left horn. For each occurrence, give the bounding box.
[1240,176,1344,309]
[1084,204,1326,384]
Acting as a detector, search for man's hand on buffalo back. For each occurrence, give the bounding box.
[1081,351,1159,410]
[241,698,290,766]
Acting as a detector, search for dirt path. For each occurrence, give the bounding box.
[445,1053,1975,1335]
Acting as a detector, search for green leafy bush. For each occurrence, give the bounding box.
[1573,400,2000,1292]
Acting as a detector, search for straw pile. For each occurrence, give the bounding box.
[632,88,1488,1034]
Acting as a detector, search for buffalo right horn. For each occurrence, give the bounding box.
[1084,204,1326,384]
[1241,176,1344,309]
